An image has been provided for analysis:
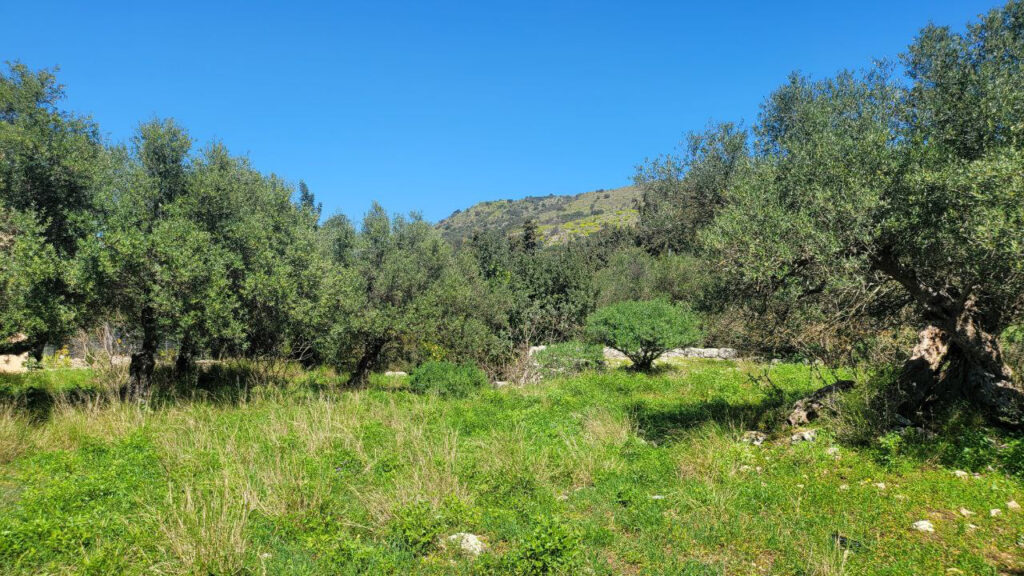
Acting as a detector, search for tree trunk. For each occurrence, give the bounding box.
[128,307,158,401]
[175,332,196,376]
[351,339,385,387]
[895,319,1022,427]
[871,250,1023,427]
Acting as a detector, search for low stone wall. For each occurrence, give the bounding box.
[529,345,740,361]
[0,352,29,373]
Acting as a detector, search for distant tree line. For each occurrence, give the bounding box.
[1,1,1022,424]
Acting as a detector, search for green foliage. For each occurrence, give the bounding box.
[635,122,747,255]
[0,63,102,350]
[502,516,581,575]
[408,361,488,398]
[388,501,445,555]
[534,341,605,377]
[698,2,1024,373]
[585,300,701,370]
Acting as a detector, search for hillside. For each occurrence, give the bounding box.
[437,185,641,245]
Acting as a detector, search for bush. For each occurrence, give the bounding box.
[503,516,581,575]
[408,361,488,397]
[534,341,605,378]
[585,300,701,371]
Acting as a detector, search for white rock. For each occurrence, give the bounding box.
[967,523,978,531]
[826,446,840,456]
[742,431,767,446]
[990,509,1002,517]
[874,482,886,490]
[790,429,817,443]
[839,484,850,491]
[953,470,970,479]
[1007,500,1020,510]
[384,371,408,377]
[911,520,935,533]
[446,533,486,556]
[959,507,975,517]
[650,494,666,500]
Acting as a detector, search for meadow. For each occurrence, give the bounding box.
[2,360,1023,575]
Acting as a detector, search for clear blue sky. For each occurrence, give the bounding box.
[0,0,999,221]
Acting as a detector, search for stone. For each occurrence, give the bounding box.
[874,482,886,490]
[959,507,975,517]
[741,431,768,446]
[839,484,850,491]
[1007,500,1020,511]
[650,494,666,500]
[911,520,935,533]
[826,446,840,456]
[991,509,1002,517]
[787,380,856,426]
[953,470,970,479]
[445,533,486,556]
[790,429,817,443]
[384,371,407,377]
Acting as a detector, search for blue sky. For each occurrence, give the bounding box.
[0,0,999,221]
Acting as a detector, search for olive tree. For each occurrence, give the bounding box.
[0,63,102,354]
[703,1,1024,425]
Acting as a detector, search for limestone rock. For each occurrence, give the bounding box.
[911,520,935,533]
[445,533,485,556]
[787,380,855,426]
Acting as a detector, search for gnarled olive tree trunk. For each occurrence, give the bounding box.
[873,252,1023,427]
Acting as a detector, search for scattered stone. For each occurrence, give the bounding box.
[790,429,818,443]
[893,414,914,428]
[839,484,850,491]
[874,482,886,490]
[826,446,840,456]
[786,380,856,426]
[741,431,768,446]
[650,494,666,500]
[990,509,1002,517]
[1007,500,1020,511]
[967,524,978,531]
[493,381,510,389]
[739,465,753,472]
[953,470,970,479]
[831,532,864,551]
[911,520,935,533]
[445,533,486,557]
[384,371,407,377]
[959,507,975,517]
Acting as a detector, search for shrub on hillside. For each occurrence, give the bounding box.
[534,341,605,378]
[408,361,488,397]
[585,300,701,371]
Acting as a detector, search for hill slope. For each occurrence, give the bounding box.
[437,185,640,245]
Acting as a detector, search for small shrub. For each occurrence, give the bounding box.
[585,300,701,371]
[388,501,445,556]
[504,516,581,575]
[408,361,488,397]
[534,342,605,378]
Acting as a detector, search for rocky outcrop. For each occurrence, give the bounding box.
[787,380,856,427]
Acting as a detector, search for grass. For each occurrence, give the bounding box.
[1,360,1023,574]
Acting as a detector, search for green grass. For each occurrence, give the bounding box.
[1,361,1023,574]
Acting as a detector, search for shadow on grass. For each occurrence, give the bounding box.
[0,361,344,422]
[627,391,805,444]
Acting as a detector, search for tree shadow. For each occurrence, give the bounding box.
[627,391,805,444]
[0,382,106,422]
